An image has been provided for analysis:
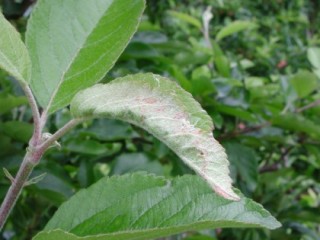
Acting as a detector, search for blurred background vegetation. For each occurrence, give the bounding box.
[0,0,320,239]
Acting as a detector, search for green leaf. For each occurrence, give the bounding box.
[213,104,258,122]
[215,55,231,78]
[272,113,320,140]
[0,11,31,84]
[64,139,112,155]
[0,121,33,143]
[0,135,12,157]
[167,10,202,30]
[26,0,145,113]
[314,69,320,79]
[212,42,231,77]
[216,21,257,42]
[0,93,27,114]
[122,42,160,60]
[185,236,216,240]
[307,47,320,70]
[110,153,164,176]
[290,70,318,98]
[34,173,281,240]
[168,65,193,92]
[71,73,239,200]
[191,66,215,96]
[224,143,259,192]
[80,119,135,141]
[30,169,74,205]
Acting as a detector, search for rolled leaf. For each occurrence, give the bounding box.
[33,173,281,240]
[26,0,145,113]
[71,73,239,200]
[0,11,31,84]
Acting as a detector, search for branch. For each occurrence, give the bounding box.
[0,107,83,230]
[202,6,214,70]
[259,146,294,173]
[0,118,83,230]
[202,6,213,49]
[0,151,36,229]
[218,122,270,141]
[296,99,320,113]
[0,84,44,230]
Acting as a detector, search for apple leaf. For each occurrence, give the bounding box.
[34,173,281,240]
[71,73,240,200]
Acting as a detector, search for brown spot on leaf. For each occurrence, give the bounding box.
[174,112,187,120]
[144,97,158,104]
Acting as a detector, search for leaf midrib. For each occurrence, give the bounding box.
[45,1,115,112]
[69,185,252,235]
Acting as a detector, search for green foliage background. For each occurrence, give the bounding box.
[0,0,319,239]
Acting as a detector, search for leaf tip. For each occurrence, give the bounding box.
[213,185,241,201]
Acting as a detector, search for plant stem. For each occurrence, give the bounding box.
[0,119,82,230]
[217,122,270,141]
[21,84,42,146]
[202,6,214,70]
[0,87,83,230]
[0,152,36,230]
[38,118,84,153]
[202,6,213,50]
[296,99,320,113]
[0,84,43,229]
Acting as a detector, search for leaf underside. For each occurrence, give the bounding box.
[71,73,239,200]
[26,0,145,113]
[33,173,281,240]
[0,11,31,84]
